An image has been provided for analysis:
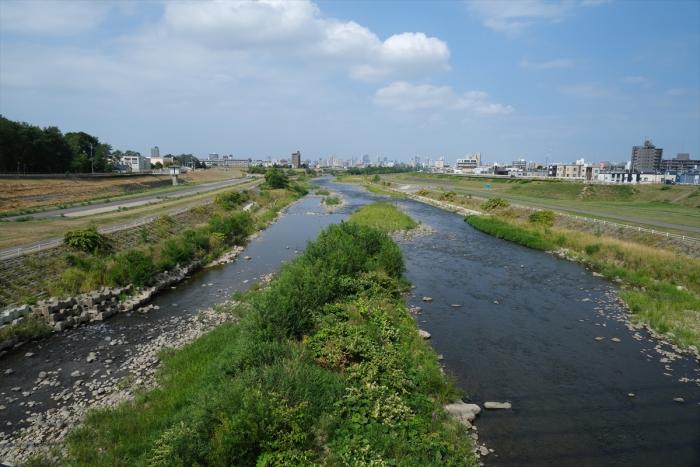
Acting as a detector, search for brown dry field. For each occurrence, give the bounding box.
[0,168,242,214]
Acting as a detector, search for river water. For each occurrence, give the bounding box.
[1,177,699,466]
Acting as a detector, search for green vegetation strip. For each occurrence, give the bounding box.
[349,201,418,233]
[465,214,700,349]
[63,221,474,465]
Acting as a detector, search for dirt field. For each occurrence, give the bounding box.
[0,168,242,214]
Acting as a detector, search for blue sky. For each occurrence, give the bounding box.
[0,0,698,164]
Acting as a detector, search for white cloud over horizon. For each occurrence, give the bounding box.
[374,81,514,115]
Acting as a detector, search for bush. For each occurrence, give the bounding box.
[107,250,157,287]
[323,195,341,205]
[481,197,510,211]
[371,174,381,183]
[215,190,250,210]
[64,227,111,254]
[584,243,601,255]
[264,168,289,189]
[529,210,555,227]
[439,191,457,202]
[208,212,253,243]
[158,237,195,270]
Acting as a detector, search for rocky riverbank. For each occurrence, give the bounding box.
[0,263,199,354]
[0,303,237,464]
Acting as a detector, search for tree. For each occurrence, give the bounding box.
[264,168,289,188]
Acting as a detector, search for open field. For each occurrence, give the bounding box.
[0,168,243,215]
[384,173,700,236]
[0,178,260,250]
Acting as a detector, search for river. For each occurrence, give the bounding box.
[1,177,699,466]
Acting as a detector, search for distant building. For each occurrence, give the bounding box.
[455,153,481,173]
[150,146,160,158]
[631,140,662,172]
[660,153,699,172]
[291,151,301,169]
[511,159,527,171]
[123,153,149,172]
[150,155,173,167]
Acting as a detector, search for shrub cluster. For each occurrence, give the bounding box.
[66,222,473,465]
[54,210,254,295]
[63,227,111,254]
[480,197,510,211]
[528,209,555,227]
[214,190,250,210]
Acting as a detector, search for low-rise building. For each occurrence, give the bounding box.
[122,153,150,172]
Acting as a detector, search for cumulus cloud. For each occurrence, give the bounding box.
[466,0,608,34]
[153,0,449,81]
[374,81,513,114]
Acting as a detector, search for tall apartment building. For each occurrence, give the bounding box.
[150,146,160,158]
[631,140,662,172]
[291,151,301,169]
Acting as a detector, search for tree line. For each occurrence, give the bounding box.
[0,116,202,174]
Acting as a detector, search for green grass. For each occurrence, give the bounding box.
[388,173,700,235]
[323,195,341,205]
[0,316,52,344]
[465,214,700,349]
[349,202,418,233]
[465,215,554,251]
[63,222,474,466]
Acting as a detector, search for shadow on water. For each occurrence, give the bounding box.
[323,178,700,467]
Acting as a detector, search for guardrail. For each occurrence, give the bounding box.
[0,179,262,261]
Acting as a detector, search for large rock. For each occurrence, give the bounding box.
[418,329,431,339]
[445,401,481,427]
[484,401,512,410]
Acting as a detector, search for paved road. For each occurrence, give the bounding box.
[0,178,262,260]
[390,177,700,236]
[4,176,260,220]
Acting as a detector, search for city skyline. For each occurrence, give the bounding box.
[1,0,699,163]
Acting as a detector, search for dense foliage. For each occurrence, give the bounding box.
[63,227,112,254]
[215,189,250,210]
[55,211,254,294]
[264,168,290,189]
[64,221,474,466]
[0,115,146,173]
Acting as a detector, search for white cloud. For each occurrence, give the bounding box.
[155,0,449,81]
[621,75,651,88]
[0,0,114,35]
[374,81,513,114]
[466,0,607,34]
[559,83,611,98]
[520,58,577,70]
[162,0,321,47]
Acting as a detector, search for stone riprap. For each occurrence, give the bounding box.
[0,263,198,352]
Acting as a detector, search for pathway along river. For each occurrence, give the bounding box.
[1,177,699,466]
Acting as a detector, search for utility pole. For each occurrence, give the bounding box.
[90,143,95,174]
